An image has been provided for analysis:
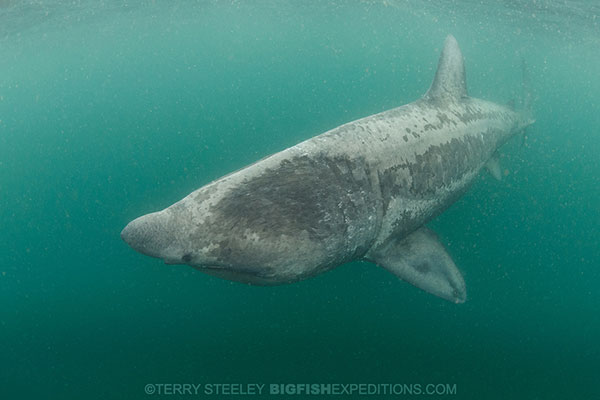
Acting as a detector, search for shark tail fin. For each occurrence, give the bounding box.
[519,59,535,147]
[521,58,534,118]
[424,35,468,101]
[521,58,534,120]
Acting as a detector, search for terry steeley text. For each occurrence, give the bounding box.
[144,383,457,396]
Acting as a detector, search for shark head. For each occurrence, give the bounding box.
[121,210,187,265]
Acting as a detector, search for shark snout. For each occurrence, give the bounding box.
[121,211,179,262]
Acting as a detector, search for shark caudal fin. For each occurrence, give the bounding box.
[519,59,536,145]
[424,35,468,101]
[521,58,534,117]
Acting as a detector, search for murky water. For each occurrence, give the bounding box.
[1,1,599,398]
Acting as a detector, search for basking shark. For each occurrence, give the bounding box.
[121,35,533,303]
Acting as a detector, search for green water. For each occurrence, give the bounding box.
[1,1,599,399]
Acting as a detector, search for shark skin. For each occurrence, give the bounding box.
[121,35,534,303]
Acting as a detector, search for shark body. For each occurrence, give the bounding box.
[121,35,533,303]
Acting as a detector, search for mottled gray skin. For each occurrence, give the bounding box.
[122,36,533,293]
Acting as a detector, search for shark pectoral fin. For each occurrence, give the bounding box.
[485,152,502,181]
[370,227,466,303]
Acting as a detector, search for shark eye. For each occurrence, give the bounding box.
[182,254,192,263]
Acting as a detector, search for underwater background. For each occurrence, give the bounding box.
[1,0,599,398]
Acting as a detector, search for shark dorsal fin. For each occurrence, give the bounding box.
[425,35,468,101]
